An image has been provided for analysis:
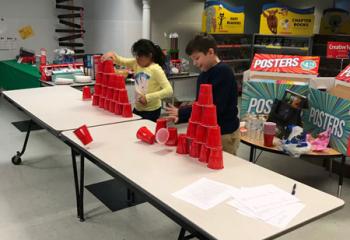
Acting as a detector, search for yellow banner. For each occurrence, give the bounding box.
[259,3,314,35]
[320,8,350,34]
[202,2,244,34]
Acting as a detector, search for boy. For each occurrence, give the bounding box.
[165,33,240,155]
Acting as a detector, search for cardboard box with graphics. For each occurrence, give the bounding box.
[303,87,350,156]
[240,79,309,117]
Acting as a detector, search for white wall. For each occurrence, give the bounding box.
[0,0,57,61]
[150,0,203,60]
[82,0,142,57]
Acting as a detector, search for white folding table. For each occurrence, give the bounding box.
[62,120,344,240]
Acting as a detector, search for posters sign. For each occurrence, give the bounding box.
[336,64,350,82]
[202,1,244,34]
[250,54,320,75]
[259,3,315,35]
[303,88,350,156]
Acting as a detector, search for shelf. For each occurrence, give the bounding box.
[222,59,251,63]
[217,44,251,49]
[253,45,309,51]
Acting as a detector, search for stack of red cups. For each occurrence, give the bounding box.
[178,84,224,170]
[92,59,132,118]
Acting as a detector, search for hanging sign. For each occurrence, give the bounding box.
[259,3,315,35]
[250,54,320,75]
[327,41,350,59]
[202,1,244,34]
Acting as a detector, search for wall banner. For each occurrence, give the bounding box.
[202,1,244,34]
[259,3,315,35]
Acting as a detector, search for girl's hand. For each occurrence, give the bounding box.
[101,52,115,62]
[165,104,179,117]
[138,94,147,106]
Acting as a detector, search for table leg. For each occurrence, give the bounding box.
[79,154,85,221]
[71,148,81,219]
[249,146,256,163]
[11,119,33,165]
[177,228,196,240]
[329,158,333,177]
[337,155,346,197]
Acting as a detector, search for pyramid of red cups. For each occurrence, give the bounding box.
[92,58,133,118]
[177,84,224,170]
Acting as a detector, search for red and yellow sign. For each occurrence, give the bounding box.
[336,64,350,82]
[259,3,315,35]
[251,54,320,75]
[327,41,350,59]
[202,1,244,34]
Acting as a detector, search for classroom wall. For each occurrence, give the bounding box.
[82,0,142,57]
[0,0,58,61]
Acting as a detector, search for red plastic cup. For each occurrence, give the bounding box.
[114,103,123,115]
[190,102,202,123]
[155,128,169,144]
[264,122,276,135]
[206,126,222,148]
[99,97,105,108]
[73,125,93,145]
[202,105,217,126]
[113,89,120,101]
[94,84,102,95]
[103,60,114,73]
[122,103,133,118]
[101,73,107,85]
[97,62,103,72]
[207,146,224,170]
[106,87,114,100]
[117,75,126,89]
[176,134,188,154]
[189,140,201,158]
[166,127,178,146]
[198,84,213,105]
[101,86,107,97]
[109,101,116,113]
[92,95,99,106]
[96,72,103,84]
[82,86,92,100]
[136,126,155,144]
[195,124,207,143]
[118,89,129,103]
[109,74,118,89]
[186,121,197,139]
[104,99,111,110]
[155,118,167,134]
[264,134,274,147]
[199,144,210,163]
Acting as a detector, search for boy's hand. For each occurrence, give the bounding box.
[101,52,115,62]
[165,104,179,123]
[138,94,147,106]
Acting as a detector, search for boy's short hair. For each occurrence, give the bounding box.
[185,33,217,55]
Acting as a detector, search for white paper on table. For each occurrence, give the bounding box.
[266,203,305,228]
[172,178,235,210]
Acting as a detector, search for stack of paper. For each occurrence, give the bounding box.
[172,179,305,229]
[227,184,305,228]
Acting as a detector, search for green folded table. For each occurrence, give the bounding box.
[0,60,41,90]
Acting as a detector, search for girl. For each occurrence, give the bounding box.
[102,39,173,122]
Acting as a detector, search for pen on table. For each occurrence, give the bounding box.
[291,183,297,195]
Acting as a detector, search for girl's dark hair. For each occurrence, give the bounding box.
[185,33,217,55]
[131,39,165,67]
